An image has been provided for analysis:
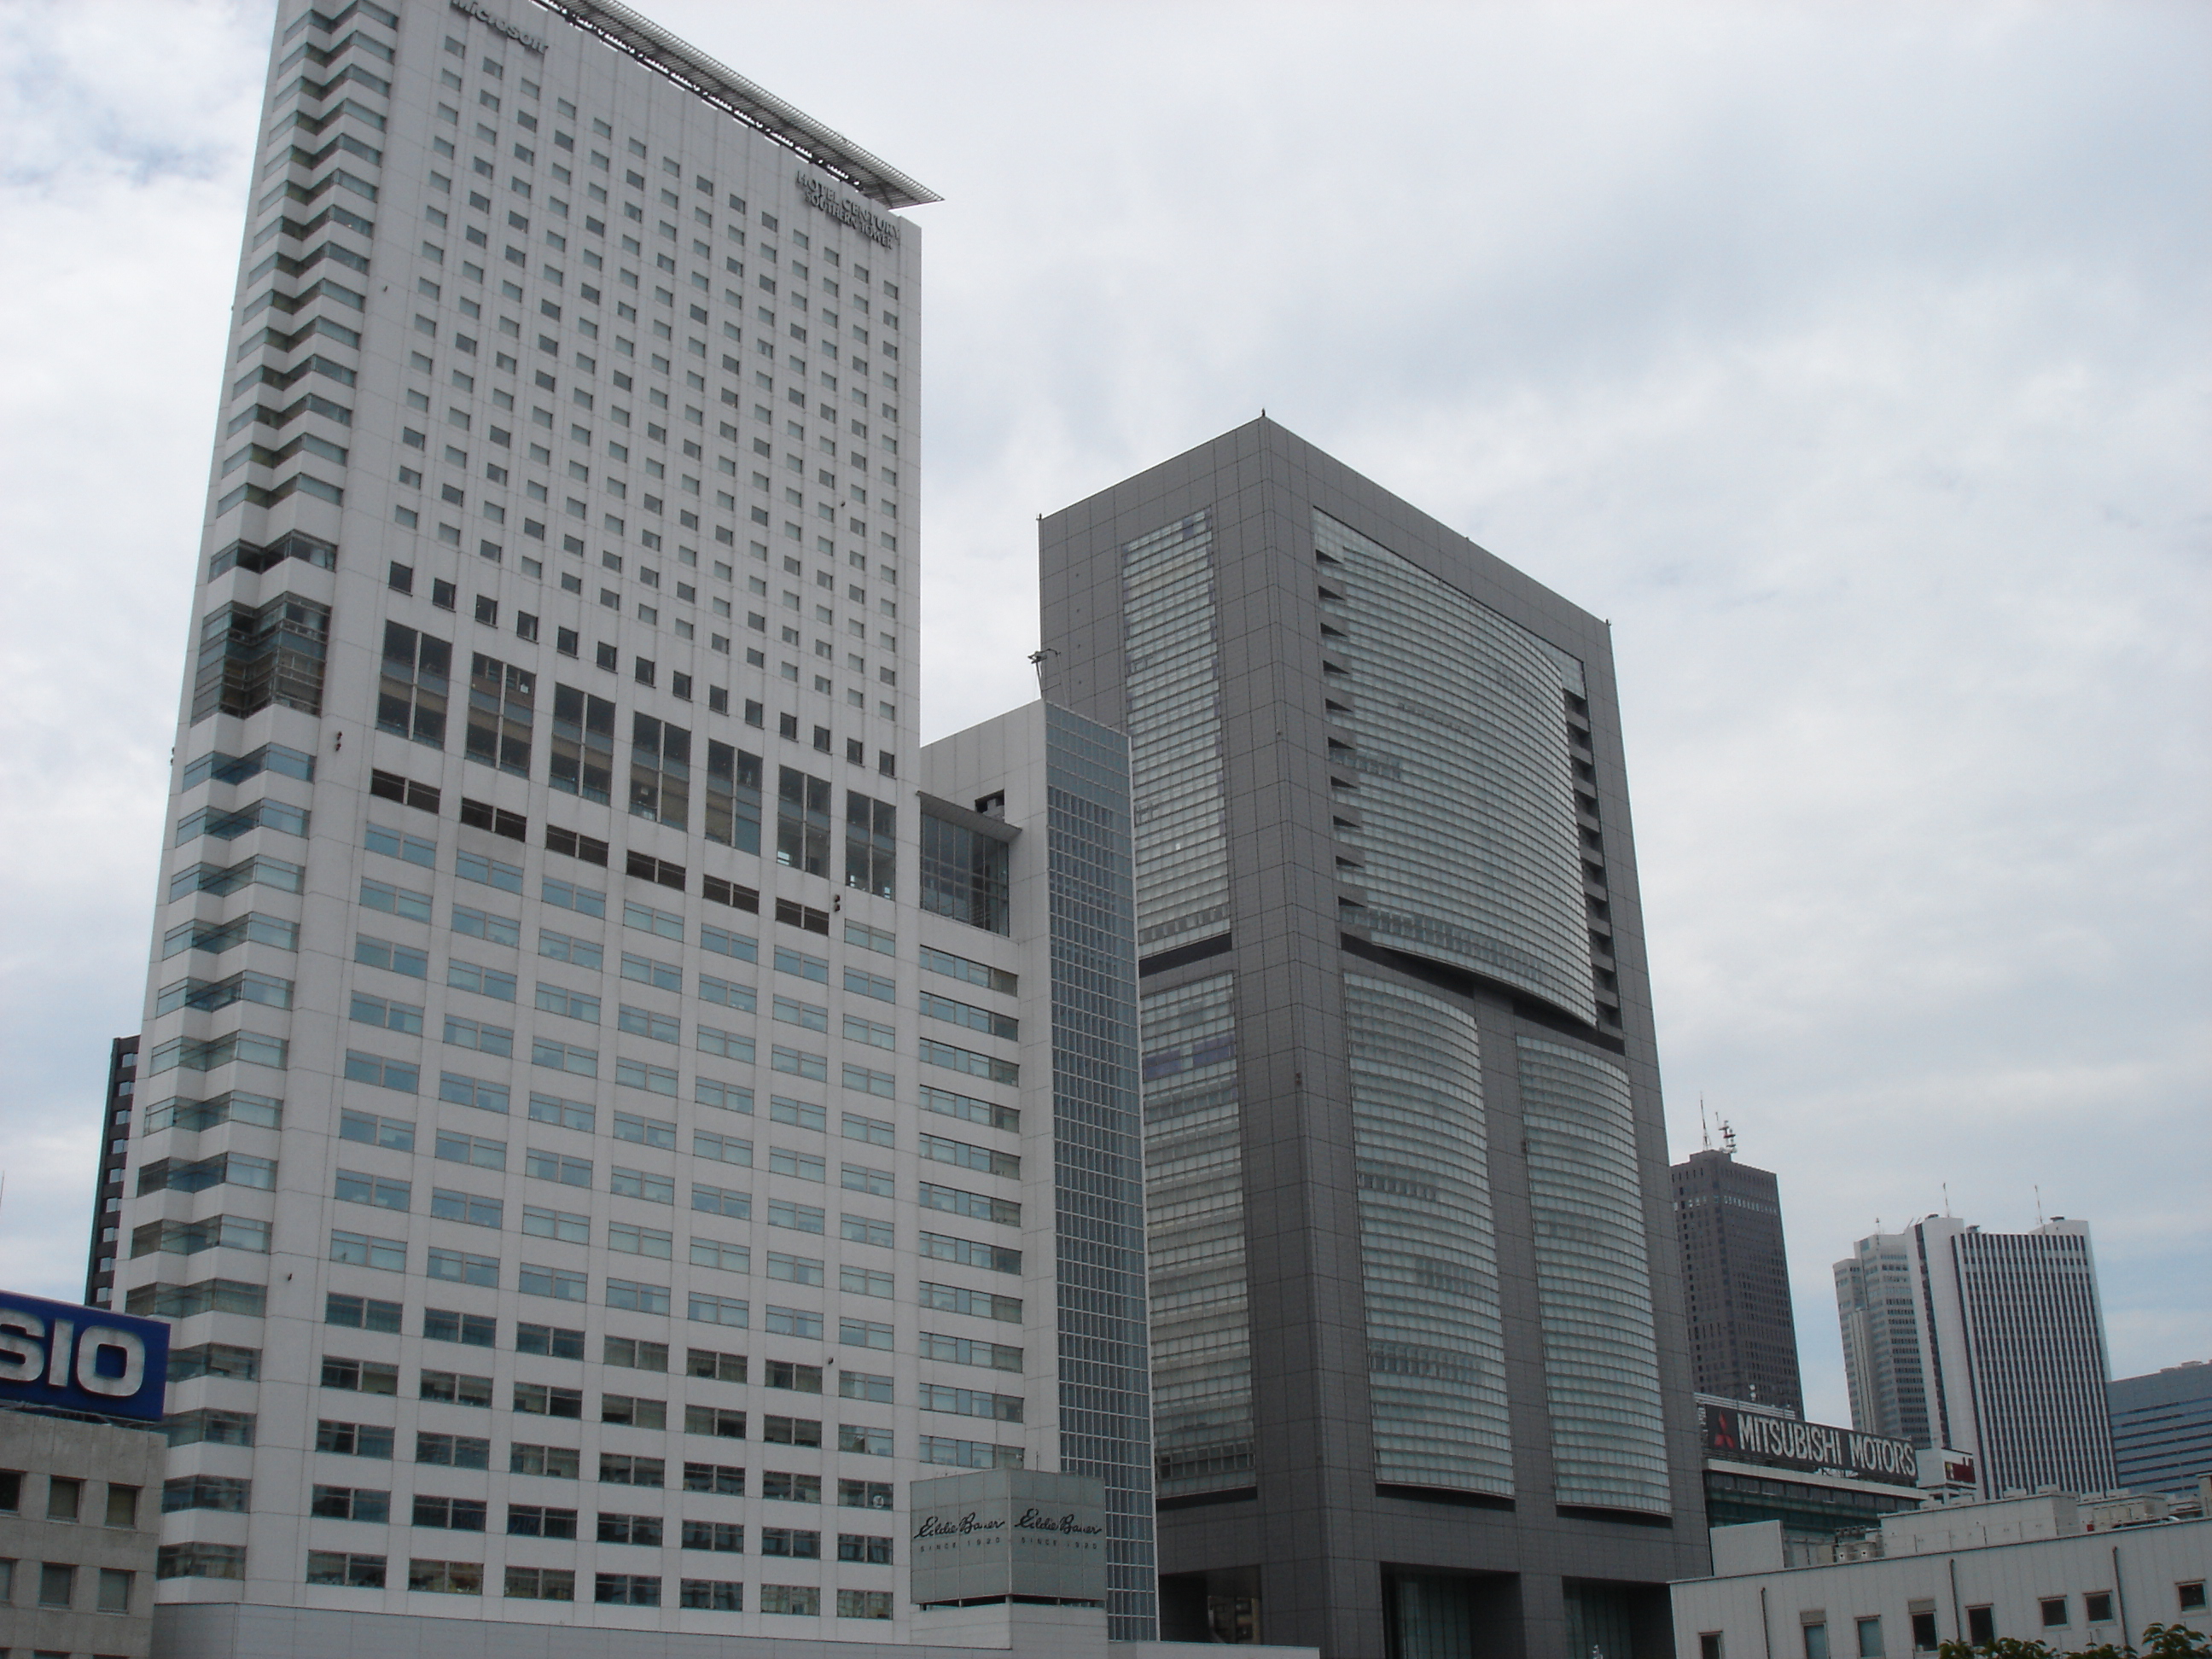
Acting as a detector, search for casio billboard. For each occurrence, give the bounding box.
[0,1289,169,1423]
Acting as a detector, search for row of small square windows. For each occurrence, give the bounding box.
[245,26,907,722]
[409,148,904,401]
[288,9,909,304]
[244,34,910,538]
[436,34,902,298]
[382,538,900,716]
[422,108,900,317]
[391,363,899,585]
[366,338,904,709]
[384,560,900,742]
[397,236,905,486]
[383,320,902,572]
[405,309,899,491]
[383,517,903,722]
[243,105,912,572]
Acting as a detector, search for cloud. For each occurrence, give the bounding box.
[0,1,265,187]
[0,0,271,1304]
[0,0,2203,1430]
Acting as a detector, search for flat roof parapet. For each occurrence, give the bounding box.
[531,0,942,207]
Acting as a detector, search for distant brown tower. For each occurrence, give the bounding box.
[1672,1139,1806,1413]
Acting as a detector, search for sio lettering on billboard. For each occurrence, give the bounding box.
[0,1289,169,1423]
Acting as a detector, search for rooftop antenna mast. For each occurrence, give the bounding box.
[1720,1118,1738,1156]
[1699,1097,1711,1150]
[2034,1185,2045,1225]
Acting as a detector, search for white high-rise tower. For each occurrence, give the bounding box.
[1835,1229,1933,1447]
[114,0,1156,1648]
[1835,1216,2116,1499]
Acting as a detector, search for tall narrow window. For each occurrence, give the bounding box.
[550,684,614,802]
[467,653,536,776]
[1519,1034,1667,1512]
[1140,973,1246,1496]
[844,792,894,899]
[630,713,690,829]
[377,621,451,746]
[705,742,763,853]
[776,767,830,876]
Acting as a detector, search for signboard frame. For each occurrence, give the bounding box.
[909,1469,1108,1607]
[1698,1400,1920,1487]
[0,1289,170,1423]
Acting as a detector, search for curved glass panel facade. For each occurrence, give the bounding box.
[1138,971,1251,1496]
[1122,515,1230,952]
[1318,511,1594,1022]
[1345,973,1512,1494]
[1517,1034,1669,1512]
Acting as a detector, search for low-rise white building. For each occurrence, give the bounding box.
[1673,1487,2211,1659]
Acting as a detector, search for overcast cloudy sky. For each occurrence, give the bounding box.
[0,1,2203,1425]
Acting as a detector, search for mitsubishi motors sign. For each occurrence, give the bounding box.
[1699,1400,1921,1487]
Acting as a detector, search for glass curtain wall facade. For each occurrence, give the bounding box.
[1043,707,1155,1638]
[1039,417,1704,1659]
[1118,511,1250,1505]
[2108,1362,2212,1499]
[1138,973,1250,1498]
[1318,514,1596,1023]
[1120,515,1230,953]
[1516,1036,1669,1513]
[1344,974,1511,1496]
[917,701,1158,1640]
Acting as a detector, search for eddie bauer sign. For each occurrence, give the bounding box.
[908,1469,1107,1607]
[1701,1400,1921,1486]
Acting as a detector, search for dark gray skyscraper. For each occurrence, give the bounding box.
[1672,1144,1805,1414]
[1039,417,1707,1659]
[83,1034,139,1308]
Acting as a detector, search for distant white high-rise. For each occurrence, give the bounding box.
[1835,1230,1932,1447]
[1835,1217,2117,1499]
[114,0,1157,1649]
